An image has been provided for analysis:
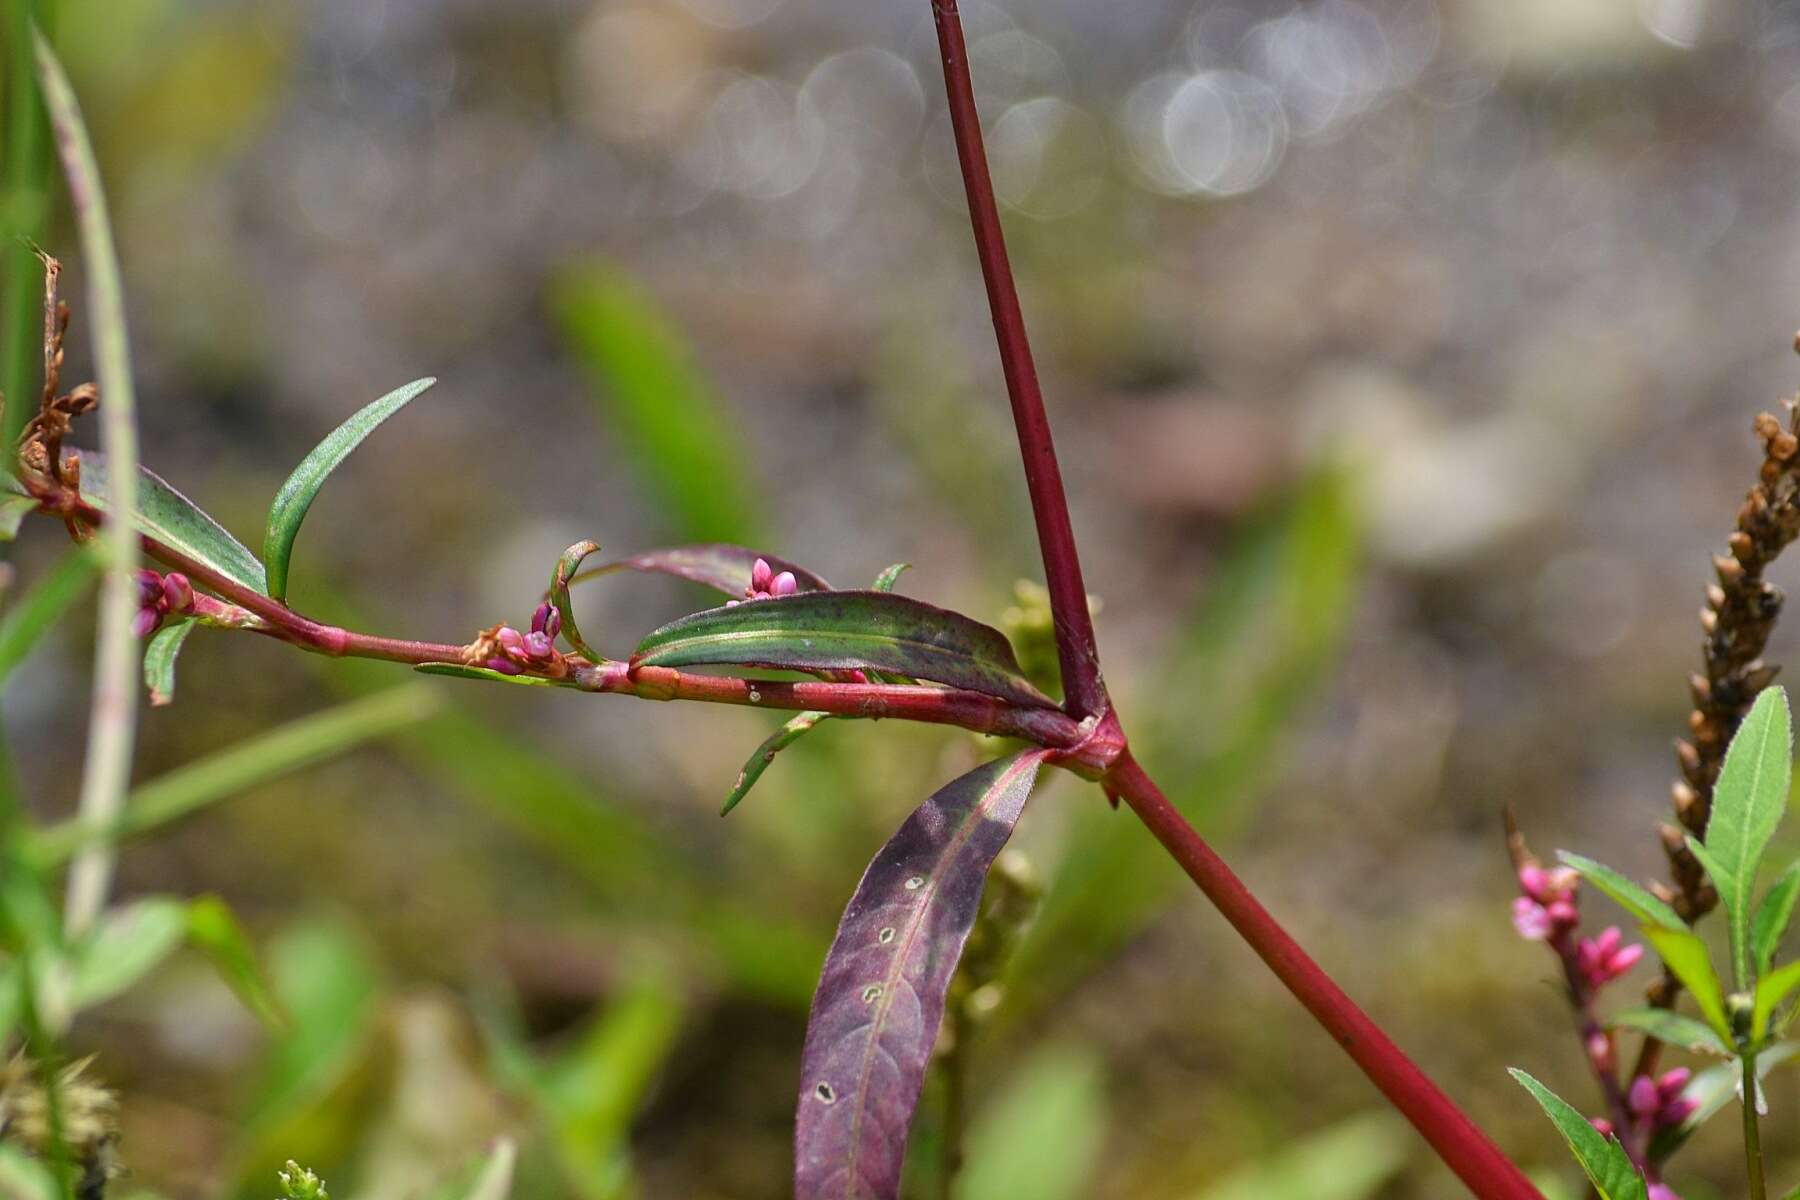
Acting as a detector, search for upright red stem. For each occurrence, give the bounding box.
[1106,753,1542,1199]
[929,0,1105,719]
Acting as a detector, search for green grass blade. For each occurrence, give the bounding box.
[0,547,97,685]
[1,1,54,450]
[552,264,761,544]
[29,684,442,864]
[261,377,434,603]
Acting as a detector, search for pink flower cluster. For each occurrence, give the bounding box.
[132,569,194,637]
[1511,864,1579,942]
[485,601,561,676]
[1588,1069,1697,1140]
[727,558,797,606]
[1576,926,1645,990]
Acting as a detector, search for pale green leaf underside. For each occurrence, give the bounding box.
[1608,1008,1731,1057]
[262,377,435,602]
[1509,1070,1648,1200]
[74,449,267,594]
[144,618,195,706]
[1755,958,1800,1039]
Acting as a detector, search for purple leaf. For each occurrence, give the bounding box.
[632,591,1056,708]
[571,543,830,598]
[795,750,1050,1200]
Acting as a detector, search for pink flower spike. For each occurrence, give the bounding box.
[1586,1031,1614,1073]
[1594,926,1622,957]
[751,558,774,593]
[1628,1075,1659,1117]
[130,607,162,638]
[1512,897,1553,940]
[161,572,193,613]
[772,570,797,596]
[1518,864,1550,900]
[1657,1068,1692,1099]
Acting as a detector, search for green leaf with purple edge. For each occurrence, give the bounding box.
[571,543,830,598]
[795,750,1049,1200]
[72,449,268,594]
[262,377,435,603]
[143,617,195,706]
[549,540,605,661]
[1508,1070,1648,1200]
[633,591,1055,708]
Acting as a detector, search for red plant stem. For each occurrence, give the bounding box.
[929,0,1105,720]
[125,524,1094,752]
[1104,752,1544,1200]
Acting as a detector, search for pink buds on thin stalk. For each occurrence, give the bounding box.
[131,569,196,637]
[1511,864,1580,943]
[1575,927,1645,989]
[734,559,799,605]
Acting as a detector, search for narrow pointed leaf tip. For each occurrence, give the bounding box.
[722,710,830,816]
[1509,1070,1648,1200]
[143,618,196,706]
[795,750,1050,1200]
[1702,684,1792,987]
[634,591,1055,708]
[262,377,436,602]
[571,543,830,598]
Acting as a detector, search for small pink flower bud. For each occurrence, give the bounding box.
[1593,926,1622,957]
[495,626,526,659]
[161,572,193,613]
[1518,864,1550,900]
[135,569,163,606]
[1546,898,1578,927]
[1648,1183,1681,1200]
[484,656,523,676]
[131,607,163,638]
[771,570,797,597]
[1657,1068,1691,1099]
[1655,1097,1697,1129]
[751,558,774,593]
[1586,1031,1614,1073]
[533,602,561,640]
[1588,1117,1613,1136]
[1606,943,1644,976]
[524,630,554,661]
[1628,1075,1660,1117]
[1512,897,1553,940]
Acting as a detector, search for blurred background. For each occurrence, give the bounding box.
[7,0,1800,1195]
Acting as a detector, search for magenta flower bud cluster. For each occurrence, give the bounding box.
[728,558,799,606]
[132,569,195,637]
[1628,1068,1697,1134]
[1511,864,1580,942]
[483,602,563,675]
[1575,926,1645,989]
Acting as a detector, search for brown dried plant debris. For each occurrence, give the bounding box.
[17,253,97,495]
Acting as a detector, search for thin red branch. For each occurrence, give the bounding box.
[1104,752,1543,1200]
[929,0,1105,719]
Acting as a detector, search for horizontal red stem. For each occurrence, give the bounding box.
[1104,752,1542,1199]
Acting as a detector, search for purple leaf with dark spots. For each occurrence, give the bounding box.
[570,543,830,598]
[632,591,1055,708]
[795,750,1050,1200]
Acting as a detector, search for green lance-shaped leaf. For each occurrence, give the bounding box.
[1557,852,1687,933]
[187,894,285,1030]
[1755,860,1800,977]
[0,547,98,686]
[1643,925,1732,1039]
[1703,685,1794,987]
[1754,958,1800,1040]
[1608,1008,1732,1057]
[1508,1070,1648,1200]
[549,540,605,661]
[262,377,435,602]
[572,543,830,599]
[635,591,1055,708]
[722,710,832,817]
[73,449,267,593]
[143,617,195,706]
[795,750,1049,1200]
[69,895,189,1008]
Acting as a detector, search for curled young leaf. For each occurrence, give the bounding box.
[143,617,196,706]
[262,377,436,603]
[722,710,832,816]
[870,563,910,594]
[550,540,605,661]
[635,591,1055,708]
[572,544,830,598]
[73,450,268,594]
[795,750,1049,1200]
